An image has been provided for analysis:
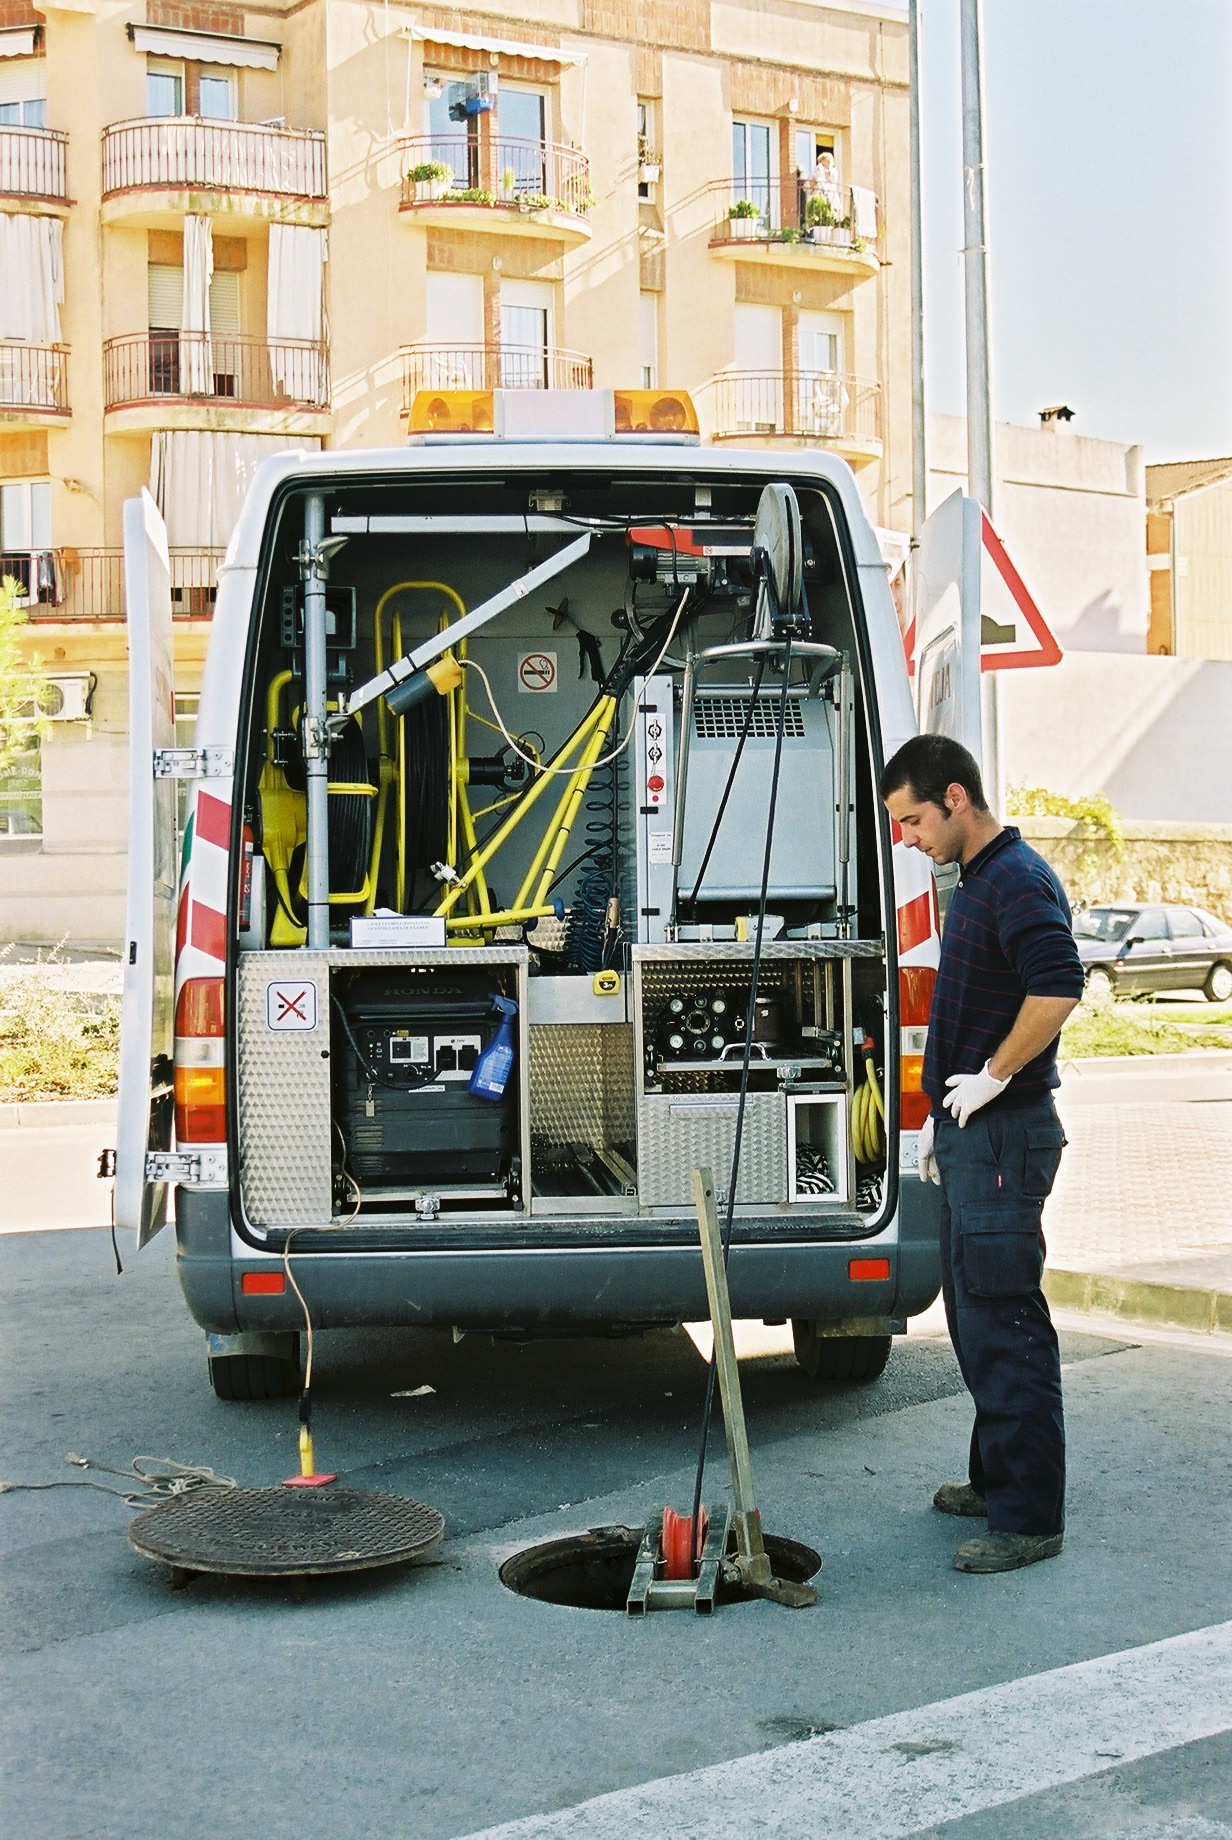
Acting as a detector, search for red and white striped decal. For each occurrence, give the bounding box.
[890,818,939,969]
[175,788,231,998]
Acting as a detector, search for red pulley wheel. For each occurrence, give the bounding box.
[662,1505,708,1581]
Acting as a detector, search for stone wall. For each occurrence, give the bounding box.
[1018,818,1232,925]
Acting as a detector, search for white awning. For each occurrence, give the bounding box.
[0,27,40,58]
[407,25,585,67]
[127,24,280,71]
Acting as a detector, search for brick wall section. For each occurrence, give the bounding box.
[584,0,710,52]
[730,66,851,125]
[734,265,851,313]
[426,229,562,282]
[1019,818,1232,926]
[146,1,244,35]
[0,3,42,29]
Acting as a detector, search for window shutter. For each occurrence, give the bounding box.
[0,60,45,107]
[148,264,183,330]
[208,269,240,335]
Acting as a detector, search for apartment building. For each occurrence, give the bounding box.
[0,0,910,944]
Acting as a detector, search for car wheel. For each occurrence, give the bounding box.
[1084,966,1115,1003]
[208,1351,301,1401]
[1204,961,1232,1004]
[791,1322,892,1384]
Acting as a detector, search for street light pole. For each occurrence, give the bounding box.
[909,0,927,545]
[959,0,1001,806]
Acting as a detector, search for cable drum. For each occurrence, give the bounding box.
[326,717,374,906]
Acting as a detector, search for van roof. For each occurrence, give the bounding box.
[221,442,885,574]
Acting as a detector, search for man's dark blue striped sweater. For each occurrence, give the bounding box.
[923,826,1085,1108]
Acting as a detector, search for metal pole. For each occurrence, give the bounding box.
[959,0,1001,805]
[909,0,927,542]
[300,493,331,949]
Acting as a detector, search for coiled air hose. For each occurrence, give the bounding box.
[851,1033,886,1165]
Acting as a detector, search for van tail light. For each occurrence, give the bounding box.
[175,976,226,1143]
[899,964,935,1132]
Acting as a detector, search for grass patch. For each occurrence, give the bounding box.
[1061,993,1232,1058]
[0,955,120,1102]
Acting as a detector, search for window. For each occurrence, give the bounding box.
[198,70,237,121]
[637,99,658,199]
[794,129,836,185]
[639,292,659,389]
[0,735,40,839]
[498,87,548,197]
[0,479,51,552]
[732,118,773,225]
[148,263,241,395]
[423,72,476,188]
[1168,909,1205,939]
[147,59,185,117]
[500,280,552,387]
[0,60,47,129]
[1132,908,1168,941]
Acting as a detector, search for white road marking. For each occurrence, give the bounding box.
[459,1621,1232,1840]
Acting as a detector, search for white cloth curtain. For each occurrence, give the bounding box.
[0,214,64,405]
[267,224,325,404]
[851,186,879,242]
[181,214,214,395]
[150,431,322,550]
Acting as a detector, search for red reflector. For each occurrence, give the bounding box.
[899,964,936,1028]
[241,1272,286,1296]
[900,1089,931,1130]
[849,1257,891,1281]
[176,976,225,1037]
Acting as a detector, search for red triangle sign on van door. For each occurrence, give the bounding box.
[978,511,1062,670]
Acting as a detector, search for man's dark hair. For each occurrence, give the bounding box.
[879,734,989,813]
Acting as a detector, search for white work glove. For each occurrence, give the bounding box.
[916,1113,941,1185]
[943,1061,1010,1128]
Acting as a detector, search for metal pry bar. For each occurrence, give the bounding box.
[345,532,593,718]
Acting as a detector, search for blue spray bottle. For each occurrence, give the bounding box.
[469,995,518,1102]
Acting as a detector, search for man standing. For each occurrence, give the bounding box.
[881,734,1084,1573]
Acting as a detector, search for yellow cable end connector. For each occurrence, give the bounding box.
[386,652,464,719]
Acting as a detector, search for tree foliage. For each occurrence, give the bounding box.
[0,578,49,778]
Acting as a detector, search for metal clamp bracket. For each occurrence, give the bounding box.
[144,1149,229,1186]
[153,747,234,780]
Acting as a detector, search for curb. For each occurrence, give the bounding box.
[1044,1267,1232,1337]
[0,1097,117,1130]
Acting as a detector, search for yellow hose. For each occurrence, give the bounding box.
[852,1043,885,1165]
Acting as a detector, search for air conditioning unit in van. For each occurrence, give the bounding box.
[42,671,93,721]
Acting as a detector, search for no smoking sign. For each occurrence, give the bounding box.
[517,651,558,693]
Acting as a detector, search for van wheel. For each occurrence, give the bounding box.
[791,1322,892,1384]
[208,1352,301,1401]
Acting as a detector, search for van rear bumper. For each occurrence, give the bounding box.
[175,1186,941,1334]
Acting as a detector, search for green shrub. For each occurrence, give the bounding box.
[0,952,120,1101]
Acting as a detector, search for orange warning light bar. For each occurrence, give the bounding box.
[406,388,699,441]
[612,389,699,435]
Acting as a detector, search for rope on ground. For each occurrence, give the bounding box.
[0,1453,237,1510]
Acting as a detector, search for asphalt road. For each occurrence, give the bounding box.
[1,1222,1228,1840]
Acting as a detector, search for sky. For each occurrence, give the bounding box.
[913,0,1232,463]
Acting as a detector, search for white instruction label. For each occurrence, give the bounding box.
[648,830,674,864]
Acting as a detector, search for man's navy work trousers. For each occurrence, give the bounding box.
[933,1094,1067,1537]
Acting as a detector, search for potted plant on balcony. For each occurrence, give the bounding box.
[638,135,660,185]
[410,160,453,202]
[728,198,761,239]
[806,192,850,245]
[499,165,518,202]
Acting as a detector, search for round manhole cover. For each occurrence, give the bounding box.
[129,1488,444,1578]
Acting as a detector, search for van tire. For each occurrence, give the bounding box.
[208,1352,301,1401]
[791,1322,892,1384]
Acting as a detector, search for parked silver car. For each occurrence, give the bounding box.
[1073,903,1232,1002]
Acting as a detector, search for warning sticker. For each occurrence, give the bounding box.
[266,981,317,1031]
[648,830,674,864]
[517,651,558,693]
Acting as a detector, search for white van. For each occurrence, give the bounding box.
[113,388,943,1400]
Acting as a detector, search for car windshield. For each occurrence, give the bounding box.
[1074,908,1136,942]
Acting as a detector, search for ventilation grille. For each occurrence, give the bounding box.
[693,697,806,741]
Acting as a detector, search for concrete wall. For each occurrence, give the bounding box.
[998,651,1232,825]
[928,414,1150,654]
[1018,817,1232,929]
[1175,476,1232,661]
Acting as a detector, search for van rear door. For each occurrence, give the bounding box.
[113,490,179,1243]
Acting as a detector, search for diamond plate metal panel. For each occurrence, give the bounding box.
[529,1024,635,1150]
[637,1091,787,1208]
[237,953,333,1227]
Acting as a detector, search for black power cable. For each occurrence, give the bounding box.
[687,634,794,1561]
[679,656,768,919]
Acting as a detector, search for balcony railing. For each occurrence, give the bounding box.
[0,547,224,622]
[400,134,592,218]
[104,332,329,412]
[0,342,69,414]
[102,117,327,199]
[710,178,878,254]
[708,372,882,446]
[402,343,594,410]
[0,126,68,201]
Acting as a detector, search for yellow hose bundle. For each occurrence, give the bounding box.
[851,1040,885,1165]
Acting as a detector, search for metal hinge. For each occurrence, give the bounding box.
[153,747,234,780]
[144,1149,229,1186]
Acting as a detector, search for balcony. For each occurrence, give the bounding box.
[0,127,68,206]
[0,342,69,421]
[101,118,327,229]
[401,343,593,412]
[709,179,879,277]
[1,547,225,623]
[706,371,882,464]
[103,332,329,433]
[399,135,592,247]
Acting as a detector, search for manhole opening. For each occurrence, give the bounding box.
[499,1524,821,1611]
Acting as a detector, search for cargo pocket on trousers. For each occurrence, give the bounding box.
[959,1204,1044,1299]
[1023,1122,1066,1200]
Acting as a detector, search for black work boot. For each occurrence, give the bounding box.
[953,1530,1063,1573]
[932,1481,987,1518]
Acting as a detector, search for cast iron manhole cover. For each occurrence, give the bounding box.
[129,1488,444,1578]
